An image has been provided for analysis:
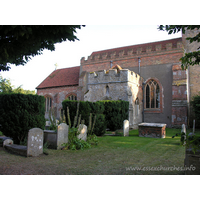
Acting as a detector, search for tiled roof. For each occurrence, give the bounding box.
[36,66,80,89]
[91,37,182,56]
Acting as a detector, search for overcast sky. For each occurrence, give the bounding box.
[0,25,181,91]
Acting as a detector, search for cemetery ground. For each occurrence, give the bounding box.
[0,128,198,175]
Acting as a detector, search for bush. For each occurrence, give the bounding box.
[102,100,129,131]
[0,94,45,144]
[62,99,129,134]
[93,114,106,136]
[62,100,106,136]
[191,94,200,127]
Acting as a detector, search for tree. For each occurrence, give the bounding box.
[0,25,85,71]
[0,75,13,93]
[158,25,200,69]
[0,75,35,94]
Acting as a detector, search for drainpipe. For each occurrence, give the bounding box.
[142,82,145,122]
[186,67,190,127]
[138,57,141,75]
[139,57,144,122]
[110,60,113,68]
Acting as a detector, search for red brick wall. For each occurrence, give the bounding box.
[139,126,166,138]
[37,85,78,119]
[171,65,187,127]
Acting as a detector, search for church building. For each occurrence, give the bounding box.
[37,35,192,128]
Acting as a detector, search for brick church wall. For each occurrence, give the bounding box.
[37,85,78,119]
[80,38,184,127]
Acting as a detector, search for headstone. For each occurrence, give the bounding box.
[3,138,13,147]
[57,123,69,149]
[193,119,195,134]
[77,124,87,141]
[181,124,186,145]
[46,121,51,126]
[27,128,43,157]
[181,124,186,134]
[188,132,195,137]
[123,120,129,136]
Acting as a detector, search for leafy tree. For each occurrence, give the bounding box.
[158,25,200,69]
[0,25,85,71]
[0,75,13,93]
[0,75,35,94]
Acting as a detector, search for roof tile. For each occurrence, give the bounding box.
[36,66,80,89]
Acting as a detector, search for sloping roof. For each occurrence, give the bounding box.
[91,37,182,57]
[36,66,80,89]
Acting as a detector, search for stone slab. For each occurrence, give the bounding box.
[4,144,27,156]
[138,123,167,128]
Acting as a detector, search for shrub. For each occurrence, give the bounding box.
[191,94,200,127]
[0,94,45,144]
[93,114,106,136]
[62,100,106,136]
[62,100,129,134]
[101,100,129,131]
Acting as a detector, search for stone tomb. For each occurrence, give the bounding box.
[4,128,44,157]
[44,123,68,149]
[138,123,166,138]
[123,120,129,136]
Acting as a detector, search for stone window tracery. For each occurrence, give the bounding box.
[145,79,160,109]
[66,94,77,100]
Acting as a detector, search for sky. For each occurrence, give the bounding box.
[0,25,182,92]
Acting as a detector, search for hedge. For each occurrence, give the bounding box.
[191,94,200,128]
[62,100,129,135]
[0,94,45,144]
[101,100,129,131]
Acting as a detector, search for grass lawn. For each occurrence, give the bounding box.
[0,128,196,175]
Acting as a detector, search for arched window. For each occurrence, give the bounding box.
[66,94,77,100]
[45,96,52,112]
[145,80,160,109]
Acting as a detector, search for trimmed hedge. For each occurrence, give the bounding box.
[62,100,106,136]
[101,100,129,131]
[191,94,200,128]
[0,94,45,144]
[62,100,129,135]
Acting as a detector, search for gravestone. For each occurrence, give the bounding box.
[181,124,186,145]
[123,120,129,136]
[27,128,43,157]
[193,119,195,134]
[57,123,69,149]
[181,124,186,134]
[77,124,87,141]
[3,138,13,147]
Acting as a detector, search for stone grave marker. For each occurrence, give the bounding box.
[57,123,69,149]
[123,120,129,136]
[181,124,186,145]
[27,128,43,157]
[77,124,87,141]
[3,138,13,147]
[193,119,195,134]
